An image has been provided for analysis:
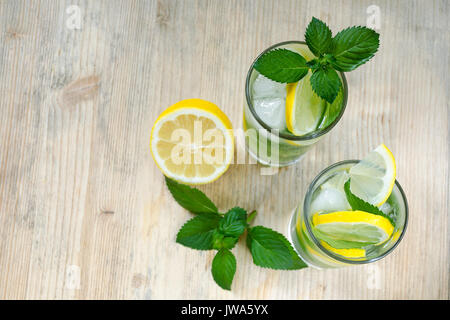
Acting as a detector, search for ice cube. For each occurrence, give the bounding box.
[379,202,392,215]
[253,97,286,130]
[310,188,351,214]
[321,171,350,192]
[252,74,286,99]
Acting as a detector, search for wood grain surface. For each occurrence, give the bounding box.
[0,0,448,300]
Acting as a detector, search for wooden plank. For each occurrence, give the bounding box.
[0,0,448,299]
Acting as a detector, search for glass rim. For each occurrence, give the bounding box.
[303,159,409,265]
[245,40,349,141]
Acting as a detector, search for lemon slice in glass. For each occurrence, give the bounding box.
[285,72,327,136]
[349,144,396,206]
[150,99,234,185]
[312,211,394,245]
[320,241,366,259]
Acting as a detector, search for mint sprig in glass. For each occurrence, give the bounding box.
[255,17,379,103]
[243,17,379,166]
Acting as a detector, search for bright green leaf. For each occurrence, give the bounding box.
[219,207,248,237]
[310,67,342,103]
[305,17,333,57]
[212,230,239,250]
[331,26,380,71]
[165,177,218,214]
[211,249,236,290]
[254,49,309,83]
[176,213,222,250]
[246,226,307,270]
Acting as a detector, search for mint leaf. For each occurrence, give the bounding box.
[306,58,320,70]
[305,17,333,57]
[312,226,376,249]
[246,226,307,270]
[165,177,218,214]
[211,249,236,290]
[218,207,247,237]
[310,67,341,103]
[331,26,380,72]
[344,179,395,226]
[254,49,309,83]
[212,230,239,250]
[211,207,247,250]
[176,213,222,250]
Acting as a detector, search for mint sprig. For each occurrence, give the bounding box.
[218,207,248,238]
[253,17,380,103]
[166,177,307,290]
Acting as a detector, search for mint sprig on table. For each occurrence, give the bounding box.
[254,17,380,103]
[165,177,307,290]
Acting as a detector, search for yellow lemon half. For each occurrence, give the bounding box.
[150,99,234,185]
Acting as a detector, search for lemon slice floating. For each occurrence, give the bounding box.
[349,144,396,206]
[285,72,327,136]
[150,99,234,185]
[312,211,394,245]
[320,241,366,259]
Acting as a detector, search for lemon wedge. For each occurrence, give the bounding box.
[150,99,234,185]
[285,72,327,136]
[321,171,349,191]
[349,144,396,206]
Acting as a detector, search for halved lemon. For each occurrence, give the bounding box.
[150,99,234,185]
[312,211,394,245]
[349,144,396,206]
[285,72,327,136]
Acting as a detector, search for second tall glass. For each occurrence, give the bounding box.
[288,160,409,268]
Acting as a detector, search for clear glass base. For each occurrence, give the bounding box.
[245,143,306,167]
[286,209,319,269]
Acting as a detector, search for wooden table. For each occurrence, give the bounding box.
[0,0,448,300]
